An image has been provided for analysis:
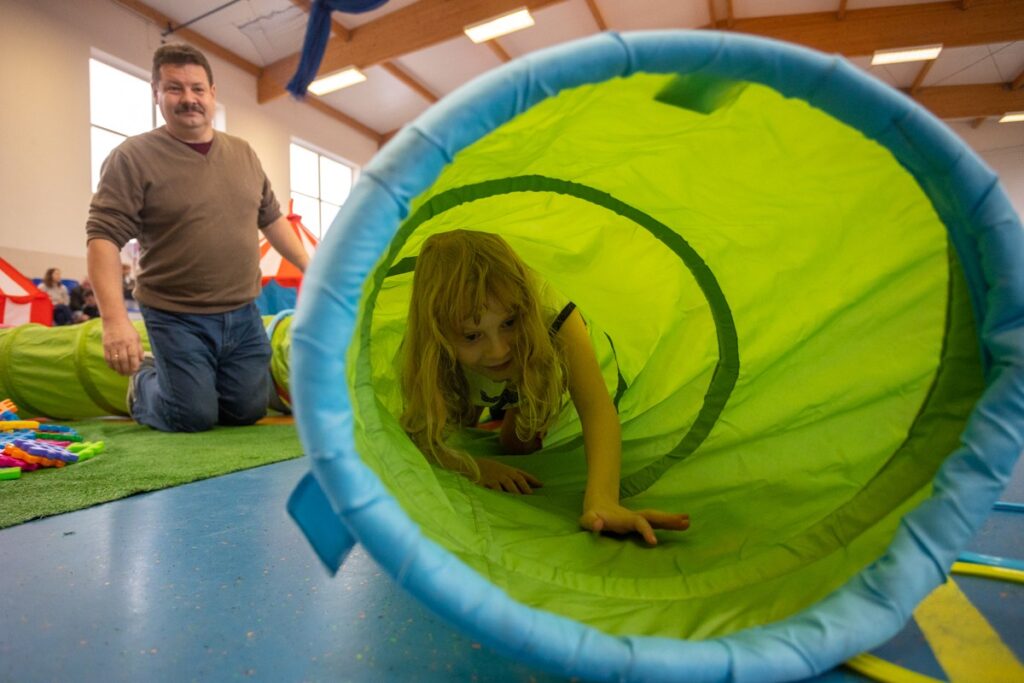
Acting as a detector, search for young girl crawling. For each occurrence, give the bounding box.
[400,230,689,545]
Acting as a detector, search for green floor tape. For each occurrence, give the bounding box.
[0,417,302,529]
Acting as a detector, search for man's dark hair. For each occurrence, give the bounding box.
[152,43,214,86]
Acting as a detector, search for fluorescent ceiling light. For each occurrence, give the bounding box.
[999,111,1024,123]
[871,44,943,66]
[464,8,534,43]
[308,67,367,96]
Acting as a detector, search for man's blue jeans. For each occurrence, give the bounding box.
[133,303,271,432]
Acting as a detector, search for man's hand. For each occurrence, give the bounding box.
[102,316,144,376]
[476,458,543,495]
[579,502,690,546]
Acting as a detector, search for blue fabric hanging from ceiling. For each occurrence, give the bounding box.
[287,0,390,97]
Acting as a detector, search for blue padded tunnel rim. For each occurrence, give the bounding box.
[289,31,1024,683]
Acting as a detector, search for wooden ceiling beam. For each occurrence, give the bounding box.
[912,81,1024,119]
[584,0,607,31]
[726,0,1024,57]
[260,0,566,103]
[487,40,512,63]
[725,0,735,29]
[909,60,936,96]
[707,0,720,29]
[1012,68,1024,90]
[113,0,261,77]
[380,62,438,102]
[304,98,383,143]
[837,0,848,21]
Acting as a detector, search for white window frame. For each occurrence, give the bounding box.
[289,139,358,240]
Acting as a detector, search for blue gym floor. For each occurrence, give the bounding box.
[1,453,1021,682]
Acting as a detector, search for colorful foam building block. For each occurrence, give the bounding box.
[0,399,17,421]
[36,431,83,443]
[0,421,39,431]
[0,467,20,480]
[68,441,104,462]
[36,424,77,435]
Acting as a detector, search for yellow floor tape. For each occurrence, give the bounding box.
[912,577,1024,683]
[846,564,1024,683]
[845,654,945,683]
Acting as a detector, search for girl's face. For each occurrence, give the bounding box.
[451,297,518,381]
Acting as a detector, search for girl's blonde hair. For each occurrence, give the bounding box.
[400,230,566,478]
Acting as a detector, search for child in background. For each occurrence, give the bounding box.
[400,230,689,545]
[40,268,73,326]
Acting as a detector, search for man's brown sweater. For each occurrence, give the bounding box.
[86,127,282,313]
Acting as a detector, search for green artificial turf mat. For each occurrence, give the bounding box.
[0,416,302,529]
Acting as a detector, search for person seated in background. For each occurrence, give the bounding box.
[40,268,73,326]
[69,278,100,323]
[122,263,136,300]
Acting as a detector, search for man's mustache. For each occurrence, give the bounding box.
[174,103,205,114]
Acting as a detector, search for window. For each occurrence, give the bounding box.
[289,142,355,239]
[89,58,153,192]
[89,55,226,191]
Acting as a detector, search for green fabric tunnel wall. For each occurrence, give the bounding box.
[287,30,1024,682]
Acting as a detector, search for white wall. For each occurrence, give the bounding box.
[0,0,379,280]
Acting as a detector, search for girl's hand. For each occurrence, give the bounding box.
[476,458,543,495]
[579,503,690,546]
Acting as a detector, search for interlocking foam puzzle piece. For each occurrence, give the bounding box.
[0,467,20,480]
[0,431,35,446]
[3,444,65,468]
[0,454,37,471]
[12,439,77,463]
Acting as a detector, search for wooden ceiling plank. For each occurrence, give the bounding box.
[289,0,352,42]
[260,0,566,103]
[487,40,512,63]
[727,0,1024,57]
[584,0,608,31]
[113,0,261,77]
[381,61,438,102]
[910,59,936,95]
[913,82,1024,118]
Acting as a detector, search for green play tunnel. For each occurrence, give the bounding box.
[0,316,294,420]
[346,75,985,640]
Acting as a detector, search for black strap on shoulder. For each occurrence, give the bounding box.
[549,302,576,336]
